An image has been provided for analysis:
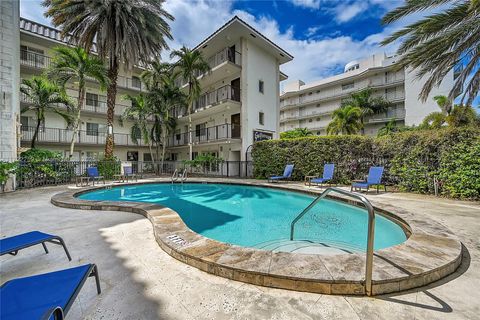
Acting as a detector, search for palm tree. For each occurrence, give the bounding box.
[377,119,398,137]
[447,105,479,127]
[141,61,173,91]
[341,88,392,133]
[121,93,156,166]
[148,72,186,168]
[170,46,211,160]
[20,76,73,148]
[433,95,452,115]
[420,112,447,129]
[280,128,313,139]
[43,0,174,159]
[327,105,363,135]
[46,46,109,159]
[381,0,480,104]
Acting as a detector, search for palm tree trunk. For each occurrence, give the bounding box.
[105,56,119,159]
[161,125,167,172]
[31,113,42,149]
[188,82,194,161]
[69,86,85,159]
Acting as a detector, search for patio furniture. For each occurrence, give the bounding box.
[87,167,105,186]
[351,166,386,194]
[75,176,90,187]
[309,163,335,187]
[0,231,71,261]
[124,166,138,182]
[268,164,294,182]
[0,263,101,320]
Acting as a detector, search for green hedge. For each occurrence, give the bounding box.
[252,128,480,200]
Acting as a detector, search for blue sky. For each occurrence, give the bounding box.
[19,0,479,106]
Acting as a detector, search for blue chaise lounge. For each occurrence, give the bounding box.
[269,164,294,182]
[309,163,335,187]
[0,231,72,261]
[351,166,386,194]
[0,264,101,320]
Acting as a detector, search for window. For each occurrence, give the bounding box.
[192,152,199,160]
[170,153,178,161]
[309,119,313,122]
[132,76,142,89]
[259,112,264,125]
[316,104,320,108]
[143,153,153,162]
[86,123,100,136]
[258,80,264,93]
[195,123,206,137]
[20,116,31,131]
[342,82,354,90]
[86,93,99,107]
[85,152,99,161]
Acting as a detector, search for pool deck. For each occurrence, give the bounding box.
[1,178,479,319]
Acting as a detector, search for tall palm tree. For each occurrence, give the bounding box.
[381,0,480,104]
[327,105,363,135]
[121,93,155,165]
[43,0,174,159]
[141,61,173,91]
[170,46,211,160]
[377,119,398,137]
[46,46,109,158]
[341,88,392,133]
[433,95,452,115]
[20,76,73,148]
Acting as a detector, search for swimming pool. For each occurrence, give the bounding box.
[78,183,406,253]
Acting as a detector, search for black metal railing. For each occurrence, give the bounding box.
[167,123,241,147]
[14,160,254,189]
[20,126,149,147]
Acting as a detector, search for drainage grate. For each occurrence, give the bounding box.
[166,234,188,246]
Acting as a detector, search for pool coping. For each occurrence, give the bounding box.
[51,179,463,296]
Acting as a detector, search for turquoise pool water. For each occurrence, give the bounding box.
[78,183,406,252]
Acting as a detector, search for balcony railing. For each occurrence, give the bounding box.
[20,126,149,147]
[367,108,406,123]
[176,47,241,87]
[166,123,241,147]
[173,85,241,118]
[20,50,143,92]
[20,50,53,69]
[20,92,132,117]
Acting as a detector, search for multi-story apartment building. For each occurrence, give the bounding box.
[167,16,292,162]
[19,18,151,162]
[279,53,455,136]
[17,15,292,163]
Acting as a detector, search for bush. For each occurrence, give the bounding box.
[0,161,17,192]
[97,156,121,179]
[252,127,480,199]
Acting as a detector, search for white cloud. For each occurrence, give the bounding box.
[305,26,321,37]
[20,0,406,86]
[288,0,321,10]
[335,2,369,23]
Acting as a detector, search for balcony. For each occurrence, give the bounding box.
[173,85,241,119]
[20,49,144,92]
[20,126,149,147]
[20,92,135,118]
[176,47,242,88]
[166,123,241,147]
[367,108,406,123]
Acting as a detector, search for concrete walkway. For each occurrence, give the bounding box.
[1,182,479,319]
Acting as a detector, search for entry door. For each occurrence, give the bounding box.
[230,78,240,101]
[231,114,241,138]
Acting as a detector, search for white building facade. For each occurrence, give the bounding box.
[168,16,292,162]
[16,16,291,163]
[280,53,455,136]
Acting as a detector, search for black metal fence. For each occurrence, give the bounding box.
[15,160,254,189]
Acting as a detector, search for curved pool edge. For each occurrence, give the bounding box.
[51,180,463,296]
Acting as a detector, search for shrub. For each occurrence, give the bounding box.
[0,162,17,192]
[252,127,480,199]
[97,156,121,179]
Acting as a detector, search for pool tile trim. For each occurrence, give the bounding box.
[51,179,463,296]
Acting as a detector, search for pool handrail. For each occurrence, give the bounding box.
[289,187,375,296]
[171,169,178,183]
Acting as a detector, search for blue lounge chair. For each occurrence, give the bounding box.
[87,167,105,186]
[309,163,335,187]
[124,166,138,182]
[351,166,386,194]
[1,264,101,320]
[0,231,71,261]
[269,164,294,182]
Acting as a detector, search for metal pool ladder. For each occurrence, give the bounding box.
[290,187,376,296]
[171,169,188,184]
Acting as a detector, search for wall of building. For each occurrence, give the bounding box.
[241,38,279,159]
[0,0,20,164]
[404,69,454,125]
